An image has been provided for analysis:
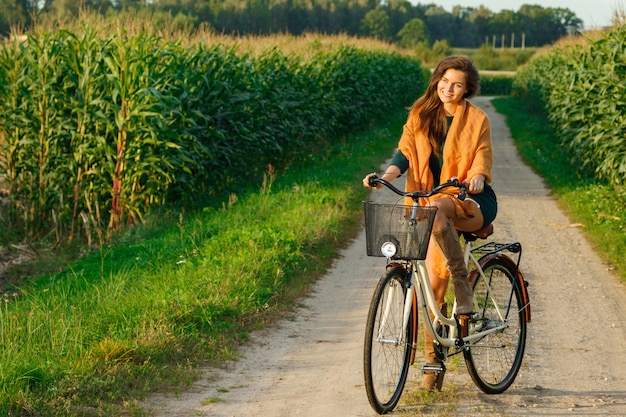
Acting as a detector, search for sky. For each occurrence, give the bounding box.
[428,0,622,29]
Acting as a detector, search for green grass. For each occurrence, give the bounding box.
[493,96,626,282]
[0,105,405,415]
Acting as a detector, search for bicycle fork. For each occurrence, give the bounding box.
[375,278,412,347]
[373,269,418,358]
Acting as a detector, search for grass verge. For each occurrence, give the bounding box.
[0,109,405,415]
[492,96,626,282]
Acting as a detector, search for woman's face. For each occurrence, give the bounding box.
[437,68,468,106]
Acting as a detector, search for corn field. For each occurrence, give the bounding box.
[0,24,424,246]
[513,25,626,189]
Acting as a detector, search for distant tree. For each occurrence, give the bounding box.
[0,0,35,36]
[415,38,450,66]
[149,0,213,26]
[488,9,520,47]
[41,0,82,20]
[517,4,580,46]
[360,8,390,40]
[449,6,479,47]
[552,7,583,36]
[469,6,493,46]
[397,17,429,48]
[384,0,416,43]
[114,0,146,10]
[423,5,453,43]
[39,0,114,19]
[431,38,450,58]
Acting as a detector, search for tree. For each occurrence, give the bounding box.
[0,0,36,36]
[397,17,428,48]
[449,6,479,47]
[431,38,450,59]
[469,6,493,46]
[552,7,583,36]
[517,4,577,46]
[113,0,146,10]
[41,0,82,20]
[423,5,453,43]
[39,0,115,20]
[360,8,390,40]
[488,9,520,47]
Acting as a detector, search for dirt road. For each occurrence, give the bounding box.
[147,97,626,416]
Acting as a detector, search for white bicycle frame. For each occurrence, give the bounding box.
[407,242,510,352]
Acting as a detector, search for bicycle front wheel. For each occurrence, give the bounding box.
[363,266,414,414]
[464,257,527,394]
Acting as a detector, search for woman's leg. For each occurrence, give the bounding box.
[430,197,484,314]
[422,244,449,390]
[421,197,486,390]
[430,196,484,233]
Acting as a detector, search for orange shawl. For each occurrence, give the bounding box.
[397,99,493,276]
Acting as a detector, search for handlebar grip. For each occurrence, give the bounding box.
[367,174,379,188]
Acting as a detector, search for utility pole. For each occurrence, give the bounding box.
[511,32,515,48]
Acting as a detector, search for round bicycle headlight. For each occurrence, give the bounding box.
[380,241,397,258]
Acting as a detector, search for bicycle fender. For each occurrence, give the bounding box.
[410,289,419,365]
[472,253,531,323]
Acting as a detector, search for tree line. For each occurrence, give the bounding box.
[2,1,583,48]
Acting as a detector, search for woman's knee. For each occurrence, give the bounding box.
[431,277,448,302]
[431,199,455,230]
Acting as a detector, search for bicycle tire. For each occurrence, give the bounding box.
[363,266,414,414]
[464,257,527,394]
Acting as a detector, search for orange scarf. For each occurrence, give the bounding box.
[397,99,493,276]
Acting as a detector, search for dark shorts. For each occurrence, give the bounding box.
[471,183,497,228]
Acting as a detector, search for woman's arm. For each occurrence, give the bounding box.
[362,165,402,189]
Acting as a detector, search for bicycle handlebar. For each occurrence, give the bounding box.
[367,175,468,202]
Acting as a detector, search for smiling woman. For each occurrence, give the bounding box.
[362,55,497,391]
[438,69,469,114]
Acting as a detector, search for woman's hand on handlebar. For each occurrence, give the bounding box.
[466,174,485,194]
[362,172,380,189]
[363,167,402,189]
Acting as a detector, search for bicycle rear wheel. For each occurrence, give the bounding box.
[363,266,414,414]
[464,257,527,394]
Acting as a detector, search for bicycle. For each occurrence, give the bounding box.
[362,176,531,414]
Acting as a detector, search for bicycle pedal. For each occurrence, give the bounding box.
[456,312,479,322]
[422,362,446,374]
[468,312,480,322]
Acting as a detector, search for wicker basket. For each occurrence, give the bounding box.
[363,201,437,260]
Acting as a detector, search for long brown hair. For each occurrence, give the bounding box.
[409,56,480,157]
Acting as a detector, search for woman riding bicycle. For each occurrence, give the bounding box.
[362,55,497,391]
